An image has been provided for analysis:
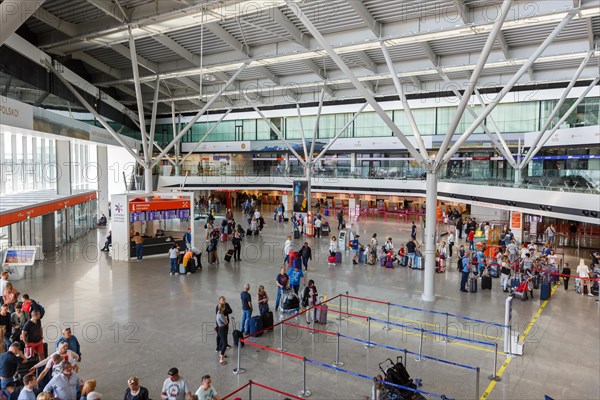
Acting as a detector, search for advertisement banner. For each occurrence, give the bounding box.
[293,180,308,213]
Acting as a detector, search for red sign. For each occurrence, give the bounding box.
[129,198,190,212]
[0,192,97,227]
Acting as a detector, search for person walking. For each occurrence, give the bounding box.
[240,284,252,335]
[283,236,292,265]
[183,228,192,249]
[456,217,463,240]
[287,264,305,295]
[576,259,593,296]
[300,242,312,271]
[132,232,144,261]
[274,268,289,311]
[337,210,344,230]
[562,262,571,291]
[168,245,179,276]
[447,232,455,258]
[410,222,417,241]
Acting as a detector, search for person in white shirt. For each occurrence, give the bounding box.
[283,236,292,265]
[547,250,558,265]
[329,236,338,259]
[576,258,593,296]
[314,217,322,238]
[254,210,261,220]
[520,245,530,260]
[384,237,394,253]
[195,375,220,400]
[161,368,191,400]
[447,233,455,258]
[0,271,9,297]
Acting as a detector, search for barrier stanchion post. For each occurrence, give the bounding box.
[345,291,349,317]
[489,343,501,381]
[337,295,345,321]
[364,317,374,348]
[404,349,408,369]
[233,341,246,375]
[441,312,450,343]
[476,367,480,400]
[277,323,287,352]
[248,380,253,400]
[383,302,391,331]
[506,325,514,359]
[298,357,312,398]
[415,329,424,362]
[332,333,344,367]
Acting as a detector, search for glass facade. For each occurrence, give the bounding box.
[153,97,598,145]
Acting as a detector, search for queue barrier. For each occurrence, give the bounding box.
[233,293,479,399]
[221,380,304,400]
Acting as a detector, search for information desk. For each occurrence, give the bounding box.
[129,237,185,258]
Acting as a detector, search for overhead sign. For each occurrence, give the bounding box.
[129,198,191,212]
[0,95,33,130]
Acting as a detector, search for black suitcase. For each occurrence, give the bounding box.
[253,229,259,236]
[532,274,540,289]
[224,249,234,262]
[246,229,252,236]
[482,275,492,290]
[188,258,198,273]
[262,311,274,331]
[294,229,300,239]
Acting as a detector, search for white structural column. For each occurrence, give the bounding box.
[97,145,109,215]
[422,171,438,302]
[56,140,72,195]
[0,0,46,45]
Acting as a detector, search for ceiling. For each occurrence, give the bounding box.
[3,0,600,120]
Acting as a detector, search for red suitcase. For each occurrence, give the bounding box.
[328,255,336,264]
[289,250,299,267]
[220,233,228,242]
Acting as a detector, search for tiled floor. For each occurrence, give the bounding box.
[17,211,599,399]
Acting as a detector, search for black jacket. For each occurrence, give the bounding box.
[300,246,312,260]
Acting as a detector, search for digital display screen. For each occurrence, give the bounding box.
[178,209,190,219]
[3,248,36,267]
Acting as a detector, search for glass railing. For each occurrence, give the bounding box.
[169,165,599,193]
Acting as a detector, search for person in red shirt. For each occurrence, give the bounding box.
[468,230,475,250]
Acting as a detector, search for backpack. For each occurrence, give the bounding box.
[30,299,45,319]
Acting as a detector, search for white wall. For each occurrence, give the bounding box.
[470,204,509,223]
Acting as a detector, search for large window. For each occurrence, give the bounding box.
[354,111,393,137]
[489,102,539,133]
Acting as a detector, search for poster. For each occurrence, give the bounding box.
[293,180,308,213]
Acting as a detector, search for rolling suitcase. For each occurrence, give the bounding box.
[399,255,408,267]
[540,280,551,300]
[380,256,387,266]
[224,249,234,262]
[294,229,300,239]
[246,229,252,236]
[328,255,336,264]
[335,251,342,263]
[179,264,188,274]
[532,274,540,289]
[248,315,263,337]
[489,264,499,278]
[413,253,423,270]
[262,311,274,331]
[220,232,228,242]
[315,297,328,324]
[469,275,478,293]
[188,258,198,273]
[482,275,492,290]
[358,250,367,264]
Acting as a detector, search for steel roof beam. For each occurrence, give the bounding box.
[72,51,123,80]
[520,50,595,167]
[32,7,78,37]
[128,27,149,164]
[435,0,513,166]
[86,0,126,23]
[0,0,46,46]
[441,9,579,163]
[255,66,281,85]
[420,42,439,67]
[271,6,310,49]
[496,31,510,59]
[286,0,423,164]
[452,0,470,25]
[151,34,200,65]
[151,63,247,167]
[205,22,249,57]
[44,59,143,164]
[586,17,594,50]
[111,43,157,73]
[356,51,377,73]
[345,0,381,38]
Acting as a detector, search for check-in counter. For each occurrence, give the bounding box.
[129,236,185,258]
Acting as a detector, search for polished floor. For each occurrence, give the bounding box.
[18,212,599,399]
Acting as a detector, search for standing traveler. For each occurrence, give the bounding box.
[43,361,83,400]
[0,342,25,389]
[257,286,270,316]
[283,236,292,265]
[240,284,252,335]
[301,280,318,325]
[576,259,593,296]
[406,239,417,269]
[232,232,242,261]
[349,235,361,265]
[275,268,290,310]
[500,262,512,292]
[132,232,144,261]
[215,304,229,365]
[447,232,454,258]
[215,297,232,353]
[545,224,556,247]
[183,228,192,249]
[456,217,463,240]
[337,210,344,230]
[195,375,220,400]
[124,376,149,400]
[460,254,471,292]
[314,217,322,238]
[562,262,571,291]
[410,222,417,241]
[169,245,180,276]
[21,310,44,360]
